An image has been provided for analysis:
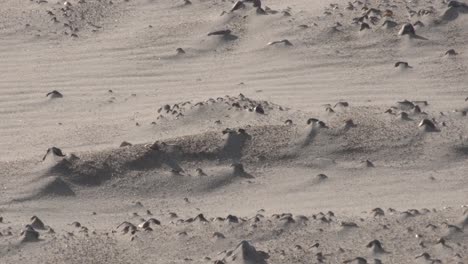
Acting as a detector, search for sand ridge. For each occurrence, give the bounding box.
[1,0,468,263]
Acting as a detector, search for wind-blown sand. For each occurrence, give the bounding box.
[0,0,467,263]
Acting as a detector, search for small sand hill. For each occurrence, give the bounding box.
[221,240,269,264]
[20,225,40,243]
[5,95,466,203]
[440,1,468,22]
[14,176,75,202]
[149,94,292,139]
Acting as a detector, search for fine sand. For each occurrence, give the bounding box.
[1,0,467,263]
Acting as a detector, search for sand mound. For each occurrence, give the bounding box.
[156,95,287,123]
[52,160,110,186]
[440,1,468,21]
[4,94,463,203]
[15,176,75,202]
[46,90,63,99]
[381,20,398,29]
[35,176,75,197]
[30,216,46,230]
[20,225,39,243]
[418,119,438,132]
[7,97,463,200]
[42,147,66,162]
[367,240,388,255]
[221,240,269,264]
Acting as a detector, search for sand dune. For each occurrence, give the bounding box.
[1,0,468,263]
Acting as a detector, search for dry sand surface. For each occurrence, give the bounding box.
[1,0,468,263]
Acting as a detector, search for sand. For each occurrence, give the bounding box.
[0,0,467,263]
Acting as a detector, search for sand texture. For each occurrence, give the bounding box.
[1,0,468,263]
